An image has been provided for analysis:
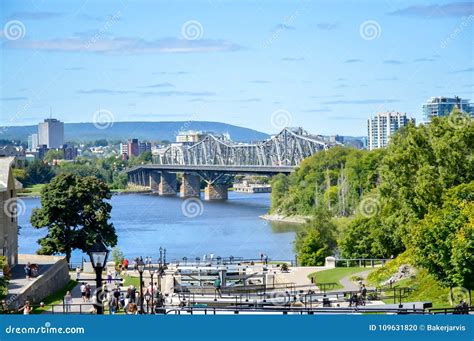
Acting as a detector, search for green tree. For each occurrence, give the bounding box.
[270,174,289,213]
[44,150,64,162]
[411,182,474,289]
[30,173,117,262]
[24,159,55,185]
[294,210,337,266]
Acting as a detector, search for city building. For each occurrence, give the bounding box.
[176,131,204,144]
[38,118,64,148]
[121,139,151,160]
[61,144,78,160]
[127,139,140,157]
[422,96,473,122]
[27,133,39,151]
[0,145,25,158]
[367,112,414,150]
[36,144,49,160]
[139,141,152,154]
[0,157,20,266]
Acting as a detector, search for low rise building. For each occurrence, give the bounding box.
[0,157,20,267]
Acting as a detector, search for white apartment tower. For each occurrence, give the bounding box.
[367,112,414,150]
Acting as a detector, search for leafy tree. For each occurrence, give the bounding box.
[294,210,337,266]
[44,150,64,162]
[270,174,289,213]
[111,172,128,190]
[30,173,117,262]
[24,160,55,185]
[339,217,379,259]
[111,247,125,265]
[411,182,474,289]
[0,256,9,300]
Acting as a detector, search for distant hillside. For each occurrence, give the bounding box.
[0,121,269,143]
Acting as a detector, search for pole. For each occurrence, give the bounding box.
[150,273,154,314]
[95,267,103,314]
[139,271,144,314]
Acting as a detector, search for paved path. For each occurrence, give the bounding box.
[275,266,328,290]
[339,269,374,291]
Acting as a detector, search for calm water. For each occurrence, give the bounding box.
[17,192,299,263]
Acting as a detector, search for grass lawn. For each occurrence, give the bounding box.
[17,184,45,197]
[122,275,141,288]
[31,280,78,314]
[308,267,367,290]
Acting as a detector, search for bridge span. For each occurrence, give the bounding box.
[126,127,331,200]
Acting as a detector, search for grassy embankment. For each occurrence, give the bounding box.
[31,280,78,314]
[366,252,452,308]
[17,184,45,197]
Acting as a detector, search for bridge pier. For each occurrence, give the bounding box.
[149,172,160,191]
[159,171,177,195]
[141,171,150,187]
[180,173,201,198]
[204,183,228,200]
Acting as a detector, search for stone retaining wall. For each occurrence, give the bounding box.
[7,256,70,309]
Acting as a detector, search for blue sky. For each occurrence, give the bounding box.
[0,0,473,136]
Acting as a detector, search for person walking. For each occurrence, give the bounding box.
[24,263,31,280]
[75,266,81,281]
[214,277,222,298]
[20,301,31,315]
[85,284,91,302]
[64,291,72,313]
[360,284,367,305]
[80,282,86,302]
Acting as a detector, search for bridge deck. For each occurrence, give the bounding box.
[126,164,296,174]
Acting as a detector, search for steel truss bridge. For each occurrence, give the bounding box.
[126,127,331,199]
[154,127,328,167]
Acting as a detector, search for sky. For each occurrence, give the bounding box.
[0,0,473,136]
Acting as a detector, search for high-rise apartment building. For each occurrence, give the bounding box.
[422,96,473,122]
[367,112,414,150]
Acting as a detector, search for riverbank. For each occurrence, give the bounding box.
[260,213,309,224]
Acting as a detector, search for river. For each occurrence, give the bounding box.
[17,192,300,263]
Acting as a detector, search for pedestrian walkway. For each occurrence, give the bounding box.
[339,269,374,291]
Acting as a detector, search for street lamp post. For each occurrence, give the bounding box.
[87,240,110,315]
[159,247,163,267]
[149,268,155,314]
[137,259,145,314]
